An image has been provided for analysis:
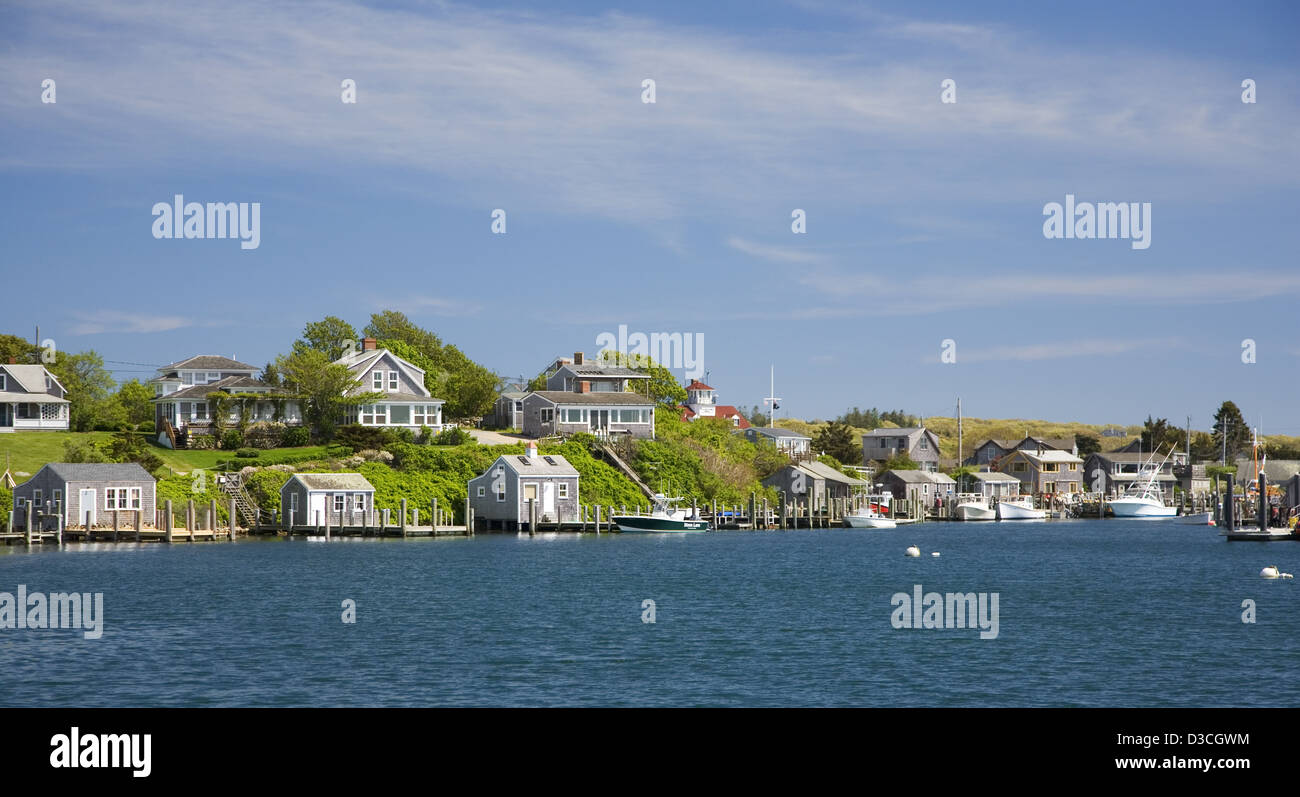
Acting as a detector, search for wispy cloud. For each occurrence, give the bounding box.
[373,294,483,318]
[69,311,191,335]
[726,236,826,264]
[931,336,1182,364]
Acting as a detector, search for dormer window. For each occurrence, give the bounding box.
[0,374,6,390]
[388,371,398,391]
[373,371,383,390]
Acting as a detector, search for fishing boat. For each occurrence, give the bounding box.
[1109,447,1177,518]
[954,494,995,521]
[845,494,896,529]
[995,495,1046,520]
[612,494,710,533]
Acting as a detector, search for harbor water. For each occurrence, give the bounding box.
[1,520,1297,707]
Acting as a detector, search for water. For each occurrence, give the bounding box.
[1,521,1297,706]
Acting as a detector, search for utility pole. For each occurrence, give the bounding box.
[763,365,782,429]
[1185,415,1191,461]
[957,397,963,465]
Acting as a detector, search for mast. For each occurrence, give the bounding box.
[763,365,782,429]
[957,397,963,465]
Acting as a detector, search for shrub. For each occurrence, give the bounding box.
[390,427,416,444]
[220,429,244,450]
[235,448,261,459]
[333,424,391,452]
[432,427,474,446]
[137,421,156,433]
[280,426,311,447]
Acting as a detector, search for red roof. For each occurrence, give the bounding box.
[680,404,750,429]
[684,380,714,391]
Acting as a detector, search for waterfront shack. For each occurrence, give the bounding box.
[280,473,376,527]
[12,463,156,530]
[468,441,579,530]
[763,460,869,505]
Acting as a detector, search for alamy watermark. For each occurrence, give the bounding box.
[595,324,704,380]
[152,194,261,250]
[1042,194,1150,250]
[891,584,999,639]
[0,585,103,639]
[50,727,150,778]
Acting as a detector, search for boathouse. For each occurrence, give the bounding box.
[763,460,869,502]
[468,442,579,530]
[12,463,156,530]
[279,473,376,527]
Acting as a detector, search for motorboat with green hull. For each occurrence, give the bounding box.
[613,494,711,533]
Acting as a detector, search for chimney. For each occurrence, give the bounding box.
[7,356,14,364]
[362,338,377,351]
[526,441,538,459]
[573,351,584,365]
[580,380,590,394]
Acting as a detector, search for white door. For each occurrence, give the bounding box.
[542,482,555,514]
[309,493,326,525]
[79,489,96,527]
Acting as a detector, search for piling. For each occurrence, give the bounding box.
[528,498,537,536]
[55,509,63,547]
[1223,475,1235,530]
[113,509,120,541]
[165,500,174,543]
[135,508,142,542]
[595,504,601,534]
[1258,472,1267,532]
[228,499,237,540]
[25,500,33,546]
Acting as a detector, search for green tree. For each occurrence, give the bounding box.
[276,348,381,442]
[1140,416,1182,453]
[949,464,979,492]
[364,310,442,354]
[878,454,920,472]
[1189,430,1217,461]
[365,312,497,418]
[48,350,118,431]
[1211,401,1249,463]
[114,379,155,426]
[294,315,359,361]
[1075,433,1102,457]
[597,350,687,405]
[0,334,40,364]
[814,421,861,465]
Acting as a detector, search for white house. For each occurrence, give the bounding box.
[0,361,70,432]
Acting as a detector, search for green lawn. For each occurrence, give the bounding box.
[0,431,333,478]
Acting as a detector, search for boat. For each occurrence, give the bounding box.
[995,495,1046,520]
[1176,511,1214,526]
[612,494,710,533]
[845,494,897,529]
[1108,447,1177,518]
[954,494,995,521]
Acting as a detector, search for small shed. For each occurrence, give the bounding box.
[12,462,156,530]
[280,473,376,527]
[468,442,580,530]
[763,460,869,505]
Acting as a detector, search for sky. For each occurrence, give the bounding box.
[2,0,1297,434]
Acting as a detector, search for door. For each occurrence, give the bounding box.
[522,483,538,525]
[542,482,555,515]
[79,489,96,527]
[589,410,608,432]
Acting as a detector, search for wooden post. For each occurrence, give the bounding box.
[432,497,438,530]
[325,495,333,539]
[528,498,537,536]
[25,500,33,546]
[400,497,408,538]
[135,508,142,542]
[55,508,63,547]
[165,500,174,543]
[209,499,217,536]
[412,506,419,530]
[113,509,120,541]
[595,504,601,534]
[228,499,237,540]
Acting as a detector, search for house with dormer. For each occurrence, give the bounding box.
[336,339,446,431]
[862,427,941,473]
[543,351,650,393]
[679,380,750,429]
[468,441,580,530]
[149,355,301,446]
[0,360,70,432]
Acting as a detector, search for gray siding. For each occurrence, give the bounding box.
[12,467,155,529]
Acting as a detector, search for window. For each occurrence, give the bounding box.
[880,439,887,448]
[919,437,928,449]
[414,405,434,425]
[182,372,194,385]
[1012,462,1027,473]
[53,489,63,505]
[104,487,141,509]
[495,482,506,501]
[477,486,485,497]
[557,483,569,499]
[0,374,5,390]
[33,489,43,504]
[389,405,410,425]
[290,493,298,512]
[541,408,554,424]
[354,494,366,510]
[388,371,398,391]
[1044,463,1059,473]
[373,371,384,390]
[333,495,345,512]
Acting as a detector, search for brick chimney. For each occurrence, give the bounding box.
[580,380,590,394]
[573,351,584,365]
[7,356,14,364]
[526,441,538,459]
[362,338,377,351]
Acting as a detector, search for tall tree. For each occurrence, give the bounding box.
[1075,433,1102,457]
[275,348,380,442]
[114,379,155,426]
[364,310,442,355]
[814,421,861,465]
[0,333,40,364]
[48,350,118,431]
[1211,401,1249,464]
[1140,416,1182,453]
[294,316,359,361]
[597,350,687,406]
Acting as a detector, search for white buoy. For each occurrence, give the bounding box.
[931,552,940,557]
[1260,566,1280,579]
[905,545,921,558]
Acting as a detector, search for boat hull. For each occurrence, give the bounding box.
[613,516,710,533]
[844,515,896,529]
[955,503,996,521]
[1176,511,1214,525]
[996,502,1046,520]
[1109,499,1176,518]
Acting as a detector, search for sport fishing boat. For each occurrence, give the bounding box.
[954,494,996,521]
[995,495,1046,520]
[844,494,896,529]
[1109,448,1177,518]
[613,494,710,533]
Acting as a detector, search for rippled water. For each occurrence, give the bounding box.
[1,520,1297,706]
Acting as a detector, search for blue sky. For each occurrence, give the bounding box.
[2,0,1297,433]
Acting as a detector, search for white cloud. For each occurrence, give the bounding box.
[69,311,191,335]
[726,236,826,264]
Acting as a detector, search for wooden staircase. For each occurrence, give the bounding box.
[218,471,261,527]
[596,442,656,500]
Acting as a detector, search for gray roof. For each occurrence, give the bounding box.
[288,473,375,492]
[748,426,811,440]
[39,463,155,484]
[794,460,869,486]
[972,471,1020,482]
[0,391,68,404]
[153,376,283,401]
[557,363,648,379]
[1,364,63,393]
[491,453,580,477]
[159,355,258,372]
[528,391,654,406]
[863,427,923,438]
[882,469,936,483]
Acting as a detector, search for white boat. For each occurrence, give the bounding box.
[1177,511,1214,526]
[954,494,995,521]
[996,496,1046,520]
[613,494,710,533]
[1109,447,1177,518]
[845,494,896,529]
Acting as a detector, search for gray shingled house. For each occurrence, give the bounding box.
[763,460,869,504]
[0,361,70,431]
[12,463,156,530]
[522,391,655,439]
[468,442,580,530]
[279,473,376,527]
[862,427,941,472]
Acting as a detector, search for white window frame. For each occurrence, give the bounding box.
[388,371,398,391]
[557,483,569,499]
[333,494,345,512]
[373,371,384,390]
[33,489,43,504]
